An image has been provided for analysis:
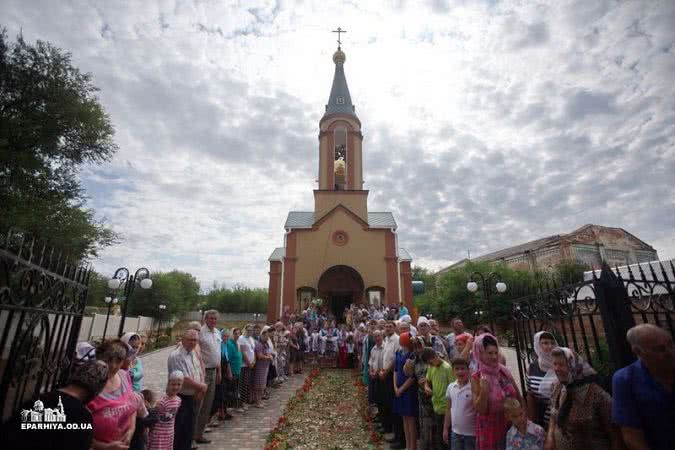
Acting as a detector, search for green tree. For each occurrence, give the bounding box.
[553,260,589,285]
[127,270,201,318]
[0,30,118,258]
[201,285,268,313]
[86,270,110,306]
[415,261,540,327]
[412,265,437,296]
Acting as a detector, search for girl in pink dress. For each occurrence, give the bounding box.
[148,370,183,450]
[470,333,523,450]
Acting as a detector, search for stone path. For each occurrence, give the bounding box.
[140,347,306,450]
[139,346,175,393]
[206,375,305,450]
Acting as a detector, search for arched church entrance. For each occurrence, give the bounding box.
[317,265,364,322]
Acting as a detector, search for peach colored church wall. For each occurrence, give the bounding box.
[399,260,414,312]
[292,209,389,302]
[314,190,368,223]
[267,261,282,321]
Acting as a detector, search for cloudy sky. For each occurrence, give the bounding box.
[3,0,674,288]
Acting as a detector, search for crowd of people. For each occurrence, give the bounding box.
[350,305,674,450]
[3,303,674,450]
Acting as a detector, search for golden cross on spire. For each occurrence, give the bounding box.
[332,27,347,48]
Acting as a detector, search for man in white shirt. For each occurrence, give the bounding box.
[167,329,207,450]
[381,321,404,448]
[194,310,222,444]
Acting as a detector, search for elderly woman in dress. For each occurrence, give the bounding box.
[526,331,558,427]
[252,326,273,408]
[274,322,289,381]
[544,347,617,450]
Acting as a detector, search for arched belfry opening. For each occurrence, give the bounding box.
[318,265,364,321]
[334,127,347,190]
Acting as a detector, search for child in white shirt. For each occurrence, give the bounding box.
[443,357,476,450]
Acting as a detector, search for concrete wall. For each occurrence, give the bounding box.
[180,312,268,323]
[78,314,158,342]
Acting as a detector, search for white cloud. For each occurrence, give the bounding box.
[3,0,674,288]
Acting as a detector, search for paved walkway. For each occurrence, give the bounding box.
[206,375,305,450]
[140,347,306,450]
[139,346,175,393]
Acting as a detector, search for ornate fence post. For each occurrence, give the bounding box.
[594,263,636,373]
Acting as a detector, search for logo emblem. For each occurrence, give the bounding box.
[21,396,67,423]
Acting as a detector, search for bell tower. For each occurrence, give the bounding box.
[314,44,368,223]
[317,46,364,192]
[267,33,415,323]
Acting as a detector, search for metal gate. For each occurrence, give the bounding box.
[512,261,675,395]
[0,230,91,420]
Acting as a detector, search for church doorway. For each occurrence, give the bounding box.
[330,294,352,320]
[318,265,364,323]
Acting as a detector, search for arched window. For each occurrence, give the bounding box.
[333,127,347,190]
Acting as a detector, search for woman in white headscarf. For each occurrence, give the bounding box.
[526,331,558,426]
[120,332,144,392]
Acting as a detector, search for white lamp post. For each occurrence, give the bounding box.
[108,267,152,337]
[467,271,508,332]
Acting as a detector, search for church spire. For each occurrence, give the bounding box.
[322,45,358,122]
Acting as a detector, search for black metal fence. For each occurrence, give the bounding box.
[512,260,675,395]
[0,230,91,420]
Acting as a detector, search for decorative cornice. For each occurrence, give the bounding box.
[320,112,362,128]
[313,189,369,195]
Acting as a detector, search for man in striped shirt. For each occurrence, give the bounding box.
[167,329,207,450]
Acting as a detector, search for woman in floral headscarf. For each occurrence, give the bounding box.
[545,347,616,450]
[470,333,522,450]
[526,331,558,427]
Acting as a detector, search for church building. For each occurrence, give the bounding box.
[266,45,414,321]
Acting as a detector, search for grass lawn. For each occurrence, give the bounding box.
[266,369,382,450]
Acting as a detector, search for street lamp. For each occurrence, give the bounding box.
[466,271,507,333]
[156,304,167,338]
[102,296,119,339]
[108,267,152,337]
